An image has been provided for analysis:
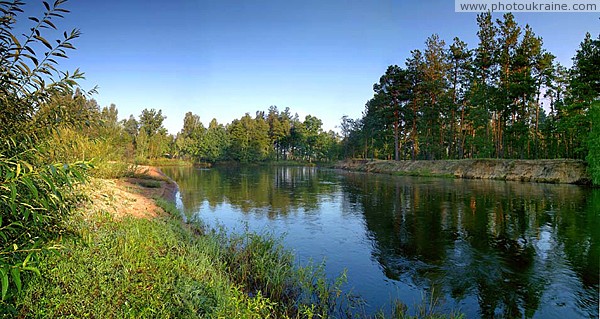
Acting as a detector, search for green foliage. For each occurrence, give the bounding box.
[37,94,135,178]
[139,108,166,136]
[343,17,597,163]
[0,0,86,140]
[136,158,192,168]
[0,0,97,307]
[129,108,172,161]
[227,113,271,162]
[0,143,88,307]
[171,108,340,164]
[587,102,600,185]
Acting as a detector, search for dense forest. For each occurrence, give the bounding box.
[33,101,344,164]
[341,13,599,167]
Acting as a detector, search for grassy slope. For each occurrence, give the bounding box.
[16,193,275,318]
[13,178,354,319]
[14,176,463,319]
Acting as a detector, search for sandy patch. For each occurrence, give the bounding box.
[83,166,178,220]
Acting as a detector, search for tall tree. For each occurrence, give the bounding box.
[422,34,450,159]
[372,65,411,160]
[203,119,228,162]
[561,32,600,159]
[469,12,498,158]
[138,108,168,159]
[267,106,291,160]
[448,37,473,158]
[177,112,206,160]
[227,113,270,162]
[139,108,166,136]
[301,115,324,162]
[405,50,426,160]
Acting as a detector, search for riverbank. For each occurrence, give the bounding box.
[10,167,358,317]
[14,167,306,317]
[334,159,592,185]
[12,165,465,318]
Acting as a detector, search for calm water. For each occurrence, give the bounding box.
[162,166,599,318]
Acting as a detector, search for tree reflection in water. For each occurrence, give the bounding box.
[163,166,599,318]
[342,173,598,318]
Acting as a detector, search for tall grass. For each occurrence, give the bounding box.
[16,200,263,317]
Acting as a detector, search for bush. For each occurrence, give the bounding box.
[0,142,88,308]
[0,0,91,308]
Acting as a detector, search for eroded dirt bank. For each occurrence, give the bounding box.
[86,166,179,219]
[334,159,591,184]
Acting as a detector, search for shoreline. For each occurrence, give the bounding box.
[334,159,592,185]
[80,165,180,221]
[18,164,377,318]
[131,165,180,202]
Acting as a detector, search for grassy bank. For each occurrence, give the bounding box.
[10,180,302,318]
[9,177,356,318]
[9,173,463,319]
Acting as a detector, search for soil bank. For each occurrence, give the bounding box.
[334,159,591,184]
[87,165,179,220]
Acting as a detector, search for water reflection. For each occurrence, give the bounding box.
[165,166,338,218]
[162,166,599,318]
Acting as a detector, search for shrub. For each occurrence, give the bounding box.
[0,0,91,307]
[0,142,88,307]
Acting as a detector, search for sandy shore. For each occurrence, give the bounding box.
[85,165,179,219]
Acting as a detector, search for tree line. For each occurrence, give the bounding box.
[340,13,599,166]
[27,12,599,181]
[33,13,598,170]
[52,103,344,165]
[173,107,340,163]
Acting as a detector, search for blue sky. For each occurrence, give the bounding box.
[31,0,599,134]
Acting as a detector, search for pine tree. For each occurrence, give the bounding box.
[448,37,473,158]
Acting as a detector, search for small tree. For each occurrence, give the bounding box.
[0,0,89,307]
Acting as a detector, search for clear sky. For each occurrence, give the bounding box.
[33,0,599,134]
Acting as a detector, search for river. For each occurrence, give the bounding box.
[162,166,599,318]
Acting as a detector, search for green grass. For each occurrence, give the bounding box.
[12,190,351,318]
[12,182,464,318]
[16,212,234,318]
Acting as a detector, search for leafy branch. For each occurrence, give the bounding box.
[1,0,83,134]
